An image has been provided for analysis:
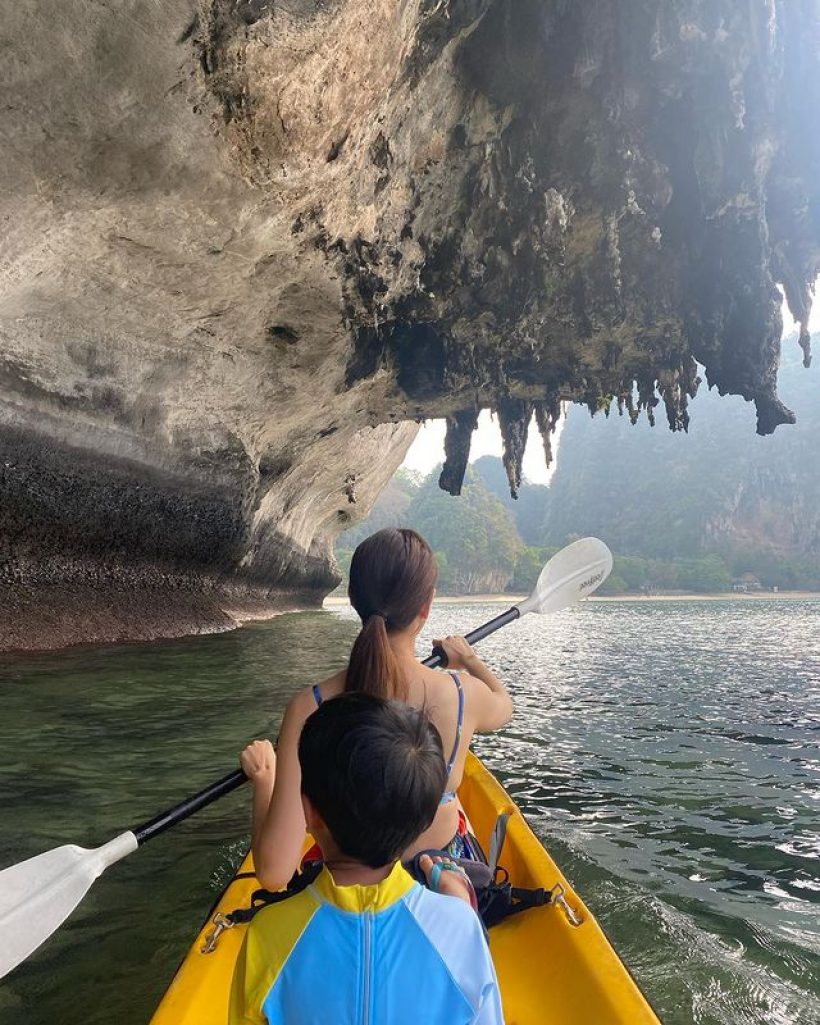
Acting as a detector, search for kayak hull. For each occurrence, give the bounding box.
[150,753,661,1025]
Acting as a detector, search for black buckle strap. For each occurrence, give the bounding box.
[225,861,323,926]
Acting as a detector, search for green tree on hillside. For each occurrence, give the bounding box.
[510,546,559,593]
[336,466,523,594]
[472,455,551,545]
[406,468,523,593]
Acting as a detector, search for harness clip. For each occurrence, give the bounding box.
[550,884,583,927]
[201,912,235,954]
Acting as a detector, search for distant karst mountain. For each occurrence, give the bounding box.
[542,347,819,582]
[471,456,549,546]
[337,467,523,595]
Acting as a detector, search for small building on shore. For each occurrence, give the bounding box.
[732,573,764,593]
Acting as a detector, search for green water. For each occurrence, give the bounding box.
[0,600,818,1024]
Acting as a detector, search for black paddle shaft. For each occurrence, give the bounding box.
[424,606,520,668]
[132,604,521,845]
[133,767,247,846]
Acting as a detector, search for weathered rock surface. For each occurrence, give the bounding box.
[1,1,818,650]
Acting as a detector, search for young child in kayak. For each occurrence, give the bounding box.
[240,527,513,890]
[229,693,504,1025]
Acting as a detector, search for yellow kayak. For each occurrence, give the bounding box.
[150,753,661,1025]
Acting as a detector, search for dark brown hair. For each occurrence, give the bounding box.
[299,693,446,867]
[346,528,438,700]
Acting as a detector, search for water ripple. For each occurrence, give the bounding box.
[0,599,817,1025]
[418,598,820,1025]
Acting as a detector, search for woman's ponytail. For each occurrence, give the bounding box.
[345,529,438,700]
[346,613,405,700]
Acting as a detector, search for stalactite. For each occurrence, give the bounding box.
[534,396,562,469]
[496,399,533,499]
[438,409,479,496]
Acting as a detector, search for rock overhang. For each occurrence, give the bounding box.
[192,0,818,492]
[1,0,818,648]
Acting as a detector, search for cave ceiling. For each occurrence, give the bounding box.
[193,0,820,494]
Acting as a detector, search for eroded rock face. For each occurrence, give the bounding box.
[0,0,417,650]
[1,0,818,650]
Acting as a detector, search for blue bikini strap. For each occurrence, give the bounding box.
[312,684,323,707]
[442,670,464,789]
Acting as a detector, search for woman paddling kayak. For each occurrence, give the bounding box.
[239,527,514,890]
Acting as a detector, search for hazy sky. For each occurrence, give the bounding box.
[402,410,564,485]
[401,296,818,485]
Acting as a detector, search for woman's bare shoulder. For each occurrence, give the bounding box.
[424,667,492,713]
[421,665,478,689]
[415,666,469,704]
[290,670,346,714]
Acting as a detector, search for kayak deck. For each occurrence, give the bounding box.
[150,753,660,1025]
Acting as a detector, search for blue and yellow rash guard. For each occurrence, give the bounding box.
[229,861,504,1025]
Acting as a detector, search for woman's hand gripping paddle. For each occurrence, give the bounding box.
[425,536,613,666]
[0,536,612,979]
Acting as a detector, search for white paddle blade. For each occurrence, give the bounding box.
[0,831,137,979]
[517,537,613,616]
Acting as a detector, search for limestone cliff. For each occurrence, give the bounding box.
[1,1,818,650]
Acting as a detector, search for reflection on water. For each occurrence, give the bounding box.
[0,599,818,1025]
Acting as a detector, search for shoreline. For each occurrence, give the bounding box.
[324,591,819,606]
[0,586,322,656]
[4,590,816,658]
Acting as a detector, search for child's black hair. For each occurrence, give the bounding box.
[298,692,447,868]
